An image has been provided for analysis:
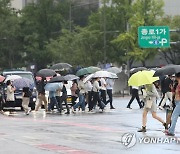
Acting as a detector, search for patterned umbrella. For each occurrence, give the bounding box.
[4,75,22,83]
[12,77,34,89]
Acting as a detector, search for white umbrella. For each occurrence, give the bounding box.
[83,74,94,83]
[109,72,118,79]
[106,67,122,74]
[4,75,22,83]
[93,71,112,78]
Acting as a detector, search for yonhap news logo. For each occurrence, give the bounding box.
[121,133,179,148]
[121,133,137,148]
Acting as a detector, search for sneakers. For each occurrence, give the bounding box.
[127,106,132,109]
[26,109,31,115]
[137,126,146,132]
[71,107,76,113]
[165,130,175,136]
[110,106,115,109]
[163,123,168,130]
[64,112,70,114]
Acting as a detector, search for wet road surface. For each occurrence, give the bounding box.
[0,97,180,154]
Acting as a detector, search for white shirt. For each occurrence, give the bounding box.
[100,78,106,90]
[85,81,93,92]
[92,80,100,92]
[6,85,15,101]
[106,79,114,90]
[78,80,86,94]
[132,86,138,90]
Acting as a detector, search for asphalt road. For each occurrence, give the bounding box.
[0,96,180,154]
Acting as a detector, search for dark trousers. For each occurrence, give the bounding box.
[0,97,4,111]
[106,89,113,108]
[71,96,78,106]
[100,90,106,105]
[87,91,93,109]
[60,94,70,113]
[127,89,142,108]
[56,96,63,113]
[90,91,104,110]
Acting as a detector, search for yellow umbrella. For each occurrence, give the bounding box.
[128,70,159,86]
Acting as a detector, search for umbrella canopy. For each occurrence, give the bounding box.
[4,75,22,83]
[106,67,122,74]
[12,77,34,89]
[50,63,72,71]
[86,66,101,73]
[36,69,56,78]
[109,72,118,79]
[83,74,94,83]
[76,66,101,76]
[49,76,67,83]
[93,71,112,78]
[130,67,147,74]
[0,75,5,82]
[153,65,180,76]
[128,70,159,86]
[64,74,79,81]
[76,68,90,76]
[44,82,63,91]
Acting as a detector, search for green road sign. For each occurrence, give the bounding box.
[138,26,170,48]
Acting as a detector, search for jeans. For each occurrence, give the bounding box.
[168,101,180,134]
[48,97,60,112]
[73,93,85,111]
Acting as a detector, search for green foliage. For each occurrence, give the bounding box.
[111,0,164,67]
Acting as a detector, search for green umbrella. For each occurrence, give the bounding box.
[76,66,101,76]
[76,68,89,76]
[86,66,101,73]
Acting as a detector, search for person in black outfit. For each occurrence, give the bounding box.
[159,75,173,110]
[59,81,70,114]
[22,87,31,115]
[0,82,5,113]
[127,86,143,109]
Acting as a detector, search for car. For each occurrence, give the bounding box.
[2,70,37,110]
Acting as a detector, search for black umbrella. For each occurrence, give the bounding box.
[36,69,56,78]
[153,65,180,76]
[49,76,67,83]
[130,67,147,74]
[50,63,72,71]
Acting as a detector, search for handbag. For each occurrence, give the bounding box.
[145,97,153,109]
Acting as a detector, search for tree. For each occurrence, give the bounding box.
[157,15,180,64]
[0,0,23,69]
[20,0,69,69]
[111,0,164,68]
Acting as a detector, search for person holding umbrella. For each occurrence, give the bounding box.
[106,78,115,109]
[6,80,16,113]
[90,77,105,111]
[138,83,167,132]
[35,77,48,112]
[165,73,180,136]
[58,81,70,114]
[22,87,31,115]
[127,86,143,109]
[72,76,86,113]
